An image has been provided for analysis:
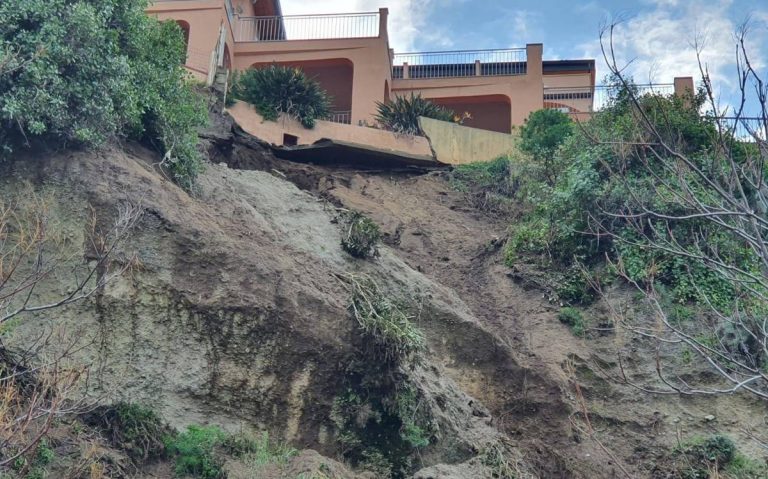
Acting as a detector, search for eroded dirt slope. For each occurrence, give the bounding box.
[2,113,764,478]
[216,128,767,478]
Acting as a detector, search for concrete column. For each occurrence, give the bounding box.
[525,43,543,78]
[378,8,388,39]
[512,43,544,126]
[674,76,695,109]
[475,60,481,76]
[403,63,409,79]
[674,77,694,97]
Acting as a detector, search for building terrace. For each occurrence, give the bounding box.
[146,0,616,134]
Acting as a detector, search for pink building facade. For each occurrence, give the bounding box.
[146,0,684,134]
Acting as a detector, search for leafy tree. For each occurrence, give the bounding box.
[0,0,207,188]
[519,109,573,185]
[231,65,332,128]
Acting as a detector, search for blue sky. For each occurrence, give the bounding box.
[281,0,768,113]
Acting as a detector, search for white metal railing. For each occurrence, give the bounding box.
[328,111,352,125]
[543,83,675,112]
[392,48,527,79]
[234,12,380,42]
[713,117,767,142]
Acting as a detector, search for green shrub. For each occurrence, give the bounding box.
[0,0,207,189]
[660,434,768,479]
[341,212,381,259]
[34,439,54,467]
[84,402,169,461]
[113,403,166,460]
[558,307,585,337]
[724,453,768,479]
[519,109,574,185]
[224,432,297,471]
[375,93,457,136]
[449,156,519,213]
[507,81,749,316]
[166,425,227,479]
[394,386,432,449]
[231,65,331,128]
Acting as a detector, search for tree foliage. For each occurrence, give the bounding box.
[231,65,332,128]
[375,93,457,136]
[519,109,573,185]
[506,85,732,305]
[505,26,768,399]
[0,0,207,189]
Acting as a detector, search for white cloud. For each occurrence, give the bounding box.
[279,0,438,52]
[584,2,768,94]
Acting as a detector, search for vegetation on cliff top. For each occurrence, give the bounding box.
[230,65,333,128]
[453,69,768,400]
[0,0,206,189]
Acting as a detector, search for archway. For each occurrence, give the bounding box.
[223,44,232,70]
[175,20,190,49]
[430,94,512,133]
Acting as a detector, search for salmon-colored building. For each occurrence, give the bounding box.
[146,0,603,134]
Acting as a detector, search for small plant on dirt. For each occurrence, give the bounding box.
[344,275,425,361]
[359,450,394,478]
[231,65,332,128]
[480,441,523,479]
[449,156,520,214]
[224,431,298,471]
[165,425,227,479]
[394,385,433,449]
[341,212,381,259]
[33,440,54,468]
[375,93,456,136]
[84,403,169,462]
[724,453,768,479]
[558,307,586,337]
[661,434,768,479]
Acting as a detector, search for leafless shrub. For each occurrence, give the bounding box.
[594,21,768,400]
[0,187,141,467]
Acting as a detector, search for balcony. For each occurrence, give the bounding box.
[233,12,381,43]
[543,83,674,113]
[392,48,527,80]
[328,110,352,125]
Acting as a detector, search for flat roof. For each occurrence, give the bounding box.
[543,59,595,74]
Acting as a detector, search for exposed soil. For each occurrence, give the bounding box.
[1,109,765,478]
[213,124,768,478]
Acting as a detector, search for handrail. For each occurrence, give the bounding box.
[328,111,352,125]
[394,47,527,56]
[234,12,380,42]
[237,11,380,19]
[392,48,527,79]
[544,83,675,112]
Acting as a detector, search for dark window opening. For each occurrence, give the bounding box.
[283,134,299,146]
